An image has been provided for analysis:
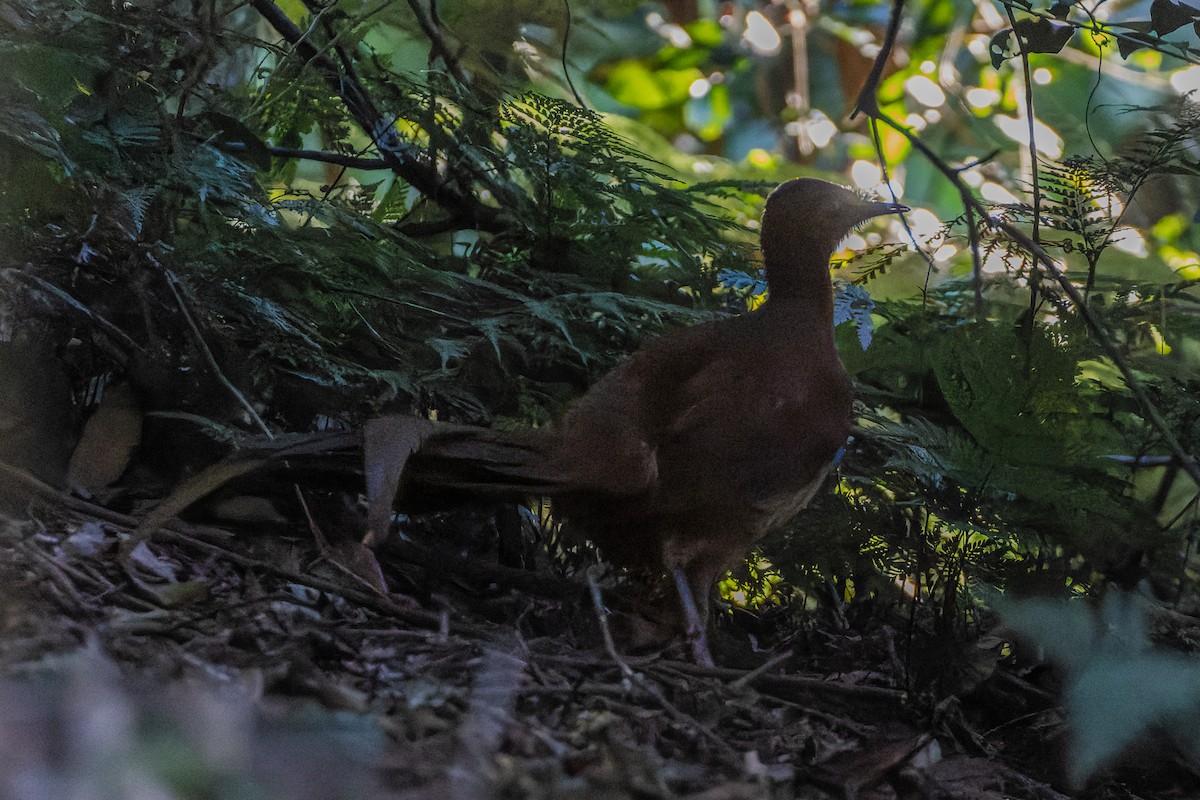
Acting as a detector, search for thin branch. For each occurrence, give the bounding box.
[560,0,586,108]
[963,199,984,315]
[405,0,469,85]
[6,270,144,357]
[889,110,1200,487]
[1002,2,1042,246]
[849,0,904,122]
[850,0,1200,490]
[584,574,740,765]
[248,0,507,231]
[1012,5,1200,68]
[264,145,390,170]
[866,116,942,310]
[586,573,636,679]
[154,259,273,437]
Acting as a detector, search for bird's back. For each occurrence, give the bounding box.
[550,300,852,570]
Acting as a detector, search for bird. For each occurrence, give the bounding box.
[386,178,908,665]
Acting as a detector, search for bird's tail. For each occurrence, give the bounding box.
[400,423,567,501]
[372,419,564,506]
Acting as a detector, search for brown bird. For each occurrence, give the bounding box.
[391,178,907,665]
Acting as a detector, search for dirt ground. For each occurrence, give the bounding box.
[1,480,1198,800]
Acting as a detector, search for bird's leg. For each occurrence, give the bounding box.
[669,563,715,668]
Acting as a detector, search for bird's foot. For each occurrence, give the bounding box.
[686,625,715,668]
[669,565,715,668]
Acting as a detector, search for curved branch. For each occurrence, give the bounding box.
[850,1,1200,488]
[405,0,469,85]
[248,0,508,232]
[888,109,1199,487]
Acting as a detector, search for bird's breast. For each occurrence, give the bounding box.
[750,461,834,533]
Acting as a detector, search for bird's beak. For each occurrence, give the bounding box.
[852,199,908,228]
[873,201,909,216]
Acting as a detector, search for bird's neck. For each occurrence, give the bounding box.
[761,233,838,326]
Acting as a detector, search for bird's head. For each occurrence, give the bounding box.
[759,178,908,300]
[763,178,908,250]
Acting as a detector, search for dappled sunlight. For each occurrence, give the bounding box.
[7,0,1200,796]
[743,11,781,56]
[994,114,1064,158]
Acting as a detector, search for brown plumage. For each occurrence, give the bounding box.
[397,178,907,664]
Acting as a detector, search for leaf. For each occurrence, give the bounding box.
[426,337,469,370]
[718,269,767,296]
[127,539,181,582]
[0,103,75,173]
[124,541,212,606]
[66,383,142,496]
[199,110,273,170]
[327,537,390,596]
[1013,16,1075,55]
[1049,1,1076,19]
[1115,22,1159,58]
[362,415,436,546]
[138,455,270,534]
[1001,593,1200,787]
[833,285,876,351]
[989,29,1015,69]
[1150,0,1199,35]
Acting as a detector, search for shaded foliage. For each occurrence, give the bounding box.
[3,3,1200,790]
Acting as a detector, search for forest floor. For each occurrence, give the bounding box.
[0,483,1198,800]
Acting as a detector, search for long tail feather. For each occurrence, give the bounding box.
[404,426,566,498]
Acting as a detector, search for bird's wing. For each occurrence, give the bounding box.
[646,346,851,518]
[550,321,737,498]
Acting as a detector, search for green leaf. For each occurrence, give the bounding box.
[605,61,701,111]
[1001,593,1200,786]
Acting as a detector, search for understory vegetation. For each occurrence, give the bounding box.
[2,0,1200,797]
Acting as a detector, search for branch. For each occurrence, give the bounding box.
[405,0,469,85]
[1010,4,1200,68]
[896,112,1199,485]
[849,0,904,122]
[851,0,1200,489]
[265,146,390,170]
[1002,2,1042,246]
[248,0,508,232]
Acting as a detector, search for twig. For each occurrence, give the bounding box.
[585,574,740,763]
[849,0,904,123]
[0,460,228,542]
[0,460,501,640]
[1004,3,1200,68]
[158,528,505,638]
[19,540,88,609]
[560,0,586,108]
[247,0,507,231]
[405,0,469,85]
[156,263,272,437]
[1002,2,1042,247]
[729,649,792,692]
[662,661,908,702]
[586,572,635,679]
[5,270,143,356]
[264,146,390,170]
[865,119,941,309]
